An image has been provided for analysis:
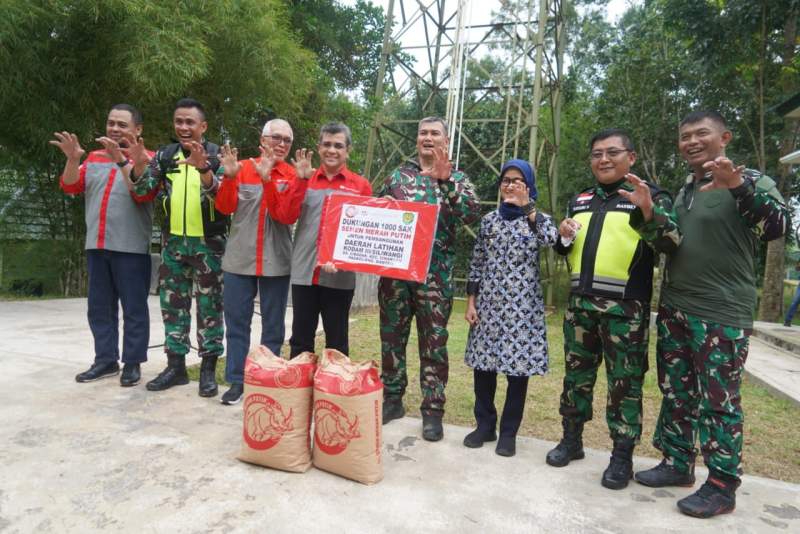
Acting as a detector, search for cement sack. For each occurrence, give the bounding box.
[238,347,317,473]
[312,349,383,484]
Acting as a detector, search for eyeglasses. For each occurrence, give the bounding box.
[320,141,347,150]
[267,134,293,145]
[501,177,525,186]
[590,148,629,160]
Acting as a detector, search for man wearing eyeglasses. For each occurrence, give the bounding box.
[130,98,228,397]
[287,122,372,360]
[546,128,677,491]
[379,116,481,442]
[215,119,314,405]
[628,111,787,518]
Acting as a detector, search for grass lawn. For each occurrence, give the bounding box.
[192,300,800,483]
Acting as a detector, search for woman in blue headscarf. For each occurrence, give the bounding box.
[462,159,558,457]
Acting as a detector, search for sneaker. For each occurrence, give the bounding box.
[422,414,443,442]
[382,398,405,424]
[677,478,737,518]
[463,428,497,448]
[76,361,119,383]
[120,363,141,387]
[635,460,695,487]
[220,383,244,405]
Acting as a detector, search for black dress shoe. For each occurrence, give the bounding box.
[495,436,516,457]
[120,363,141,387]
[422,414,443,442]
[463,428,497,448]
[76,361,119,383]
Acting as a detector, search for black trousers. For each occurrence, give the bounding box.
[289,284,354,357]
[473,369,530,437]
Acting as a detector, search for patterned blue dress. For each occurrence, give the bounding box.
[464,210,558,376]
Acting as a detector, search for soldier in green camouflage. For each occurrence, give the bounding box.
[546,129,677,490]
[130,98,227,397]
[379,116,480,441]
[629,111,788,518]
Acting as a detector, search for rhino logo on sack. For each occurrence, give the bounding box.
[243,394,294,450]
[314,399,361,455]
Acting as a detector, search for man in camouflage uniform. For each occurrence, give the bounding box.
[629,111,787,518]
[379,116,480,441]
[546,129,677,490]
[131,98,228,397]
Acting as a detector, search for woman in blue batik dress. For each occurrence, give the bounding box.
[463,159,558,457]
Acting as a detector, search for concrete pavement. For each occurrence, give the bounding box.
[1,298,799,533]
[748,321,800,407]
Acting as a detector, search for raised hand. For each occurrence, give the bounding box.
[291,148,315,180]
[120,132,151,169]
[49,131,85,161]
[559,218,581,239]
[176,140,209,169]
[95,136,125,164]
[251,144,277,182]
[618,173,654,220]
[423,146,452,180]
[504,181,530,207]
[219,143,241,178]
[700,157,746,192]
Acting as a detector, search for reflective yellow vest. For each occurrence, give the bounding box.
[563,187,655,301]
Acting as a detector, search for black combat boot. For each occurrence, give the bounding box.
[382,397,405,424]
[146,354,189,391]
[546,419,585,467]
[601,438,635,489]
[422,414,443,441]
[677,475,739,518]
[634,459,695,487]
[198,355,218,397]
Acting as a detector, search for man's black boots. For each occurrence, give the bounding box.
[546,419,585,467]
[198,355,218,397]
[146,354,189,391]
[601,438,635,489]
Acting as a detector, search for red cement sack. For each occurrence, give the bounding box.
[312,349,383,484]
[238,347,317,473]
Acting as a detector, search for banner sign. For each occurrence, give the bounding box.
[316,195,439,282]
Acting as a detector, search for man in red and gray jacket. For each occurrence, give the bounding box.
[215,119,313,405]
[51,104,155,387]
[288,122,372,358]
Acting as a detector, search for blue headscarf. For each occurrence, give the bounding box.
[498,159,538,220]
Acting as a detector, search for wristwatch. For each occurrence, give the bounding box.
[116,159,129,168]
[522,201,536,216]
[197,163,212,174]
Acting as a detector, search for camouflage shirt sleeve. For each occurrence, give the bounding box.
[730,171,788,242]
[129,155,163,198]
[438,171,481,225]
[630,190,682,254]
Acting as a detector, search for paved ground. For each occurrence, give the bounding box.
[1,298,799,533]
[749,322,800,407]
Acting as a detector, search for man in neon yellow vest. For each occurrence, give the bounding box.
[545,128,678,490]
[131,98,228,397]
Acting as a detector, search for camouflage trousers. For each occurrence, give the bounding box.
[559,306,649,441]
[159,235,225,359]
[378,277,452,417]
[653,303,750,481]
